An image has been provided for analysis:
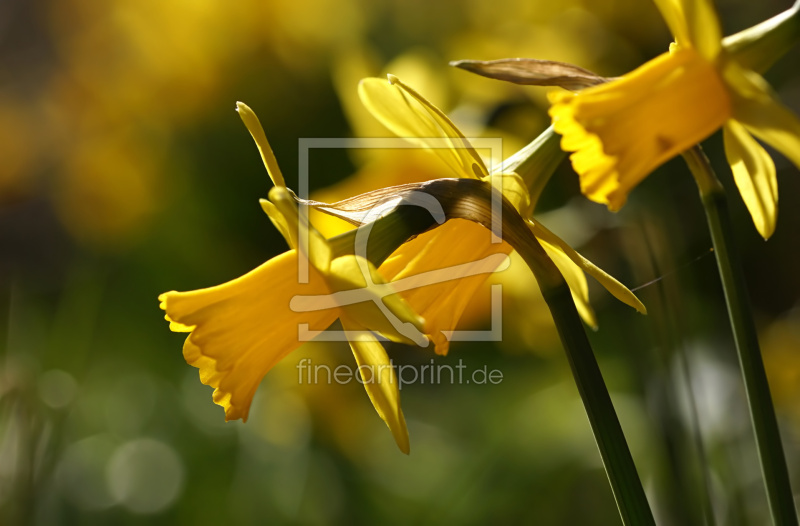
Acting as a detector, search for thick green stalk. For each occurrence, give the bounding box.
[326,178,655,523]
[524,261,654,524]
[542,280,655,525]
[499,190,655,525]
[684,146,798,525]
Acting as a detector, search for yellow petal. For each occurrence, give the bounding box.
[538,236,597,329]
[722,5,800,74]
[323,255,428,347]
[358,76,487,179]
[528,220,647,315]
[652,0,721,59]
[269,186,332,274]
[549,48,731,211]
[341,319,410,454]
[725,62,800,172]
[158,300,196,331]
[681,0,722,59]
[652,0,691,48]
[168,318,194,332]
[260,198,297,249]
[169,321,194,332]
[159,250,339,422]
[379,219,512,355]
[236,102,286,188]
[723,120,778,239]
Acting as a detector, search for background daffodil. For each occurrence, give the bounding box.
[358,75,646,354]
[548,0,800,239]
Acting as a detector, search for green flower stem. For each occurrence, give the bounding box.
[491,177,654,523]
[684,146,798,525]
[324,177,655,524]
[516,238,655,526]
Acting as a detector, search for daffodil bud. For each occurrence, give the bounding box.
[449,58,608,90]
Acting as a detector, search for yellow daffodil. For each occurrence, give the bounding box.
[548,0,800,239]
[359,75,646,354]
[159,103,429,453]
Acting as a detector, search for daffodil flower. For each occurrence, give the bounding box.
[358,75,645,354]
[548,0,800,239]
[159,103,428,453]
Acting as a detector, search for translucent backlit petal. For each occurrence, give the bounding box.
[269,186,333,274]
[342,319,410,454]
[260,198,297,249]
[654,0,723,58]
[682,0,722,59]
[652,0,691,47]
[159,250,338,422]
[380,219,512,355]
[236,102,286,188]
[529,220,647,314]
[358,76,487,179]
[723,120,778,239]
[326,255,428,347]
[549,48,731,210]
[725,63,800,172]
[538,236,597,329]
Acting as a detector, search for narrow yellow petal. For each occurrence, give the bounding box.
[725,62,800,172]
[358,76,487,179]
[342,319,410,454]
[269,186,332,274]
[385,75,488,176]
[722,4,800,74]
[260,198,297,249]
[528,220,647,315]
[681,0,722,59]
[538,236,598,329]
[236,102,286,188]
[652,0,691,47]
[159,250,339,422]
[653,0,722,58]
[723,120,778,239]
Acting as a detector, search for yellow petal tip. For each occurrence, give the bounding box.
[234,101,250,114]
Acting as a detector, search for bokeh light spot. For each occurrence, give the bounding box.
[106,438,184,514]
[38,369,78,409]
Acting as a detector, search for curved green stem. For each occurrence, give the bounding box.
[519,246,655,525]
[500,187,655,525]
[323,177,655,524]
[684,146,798,525]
